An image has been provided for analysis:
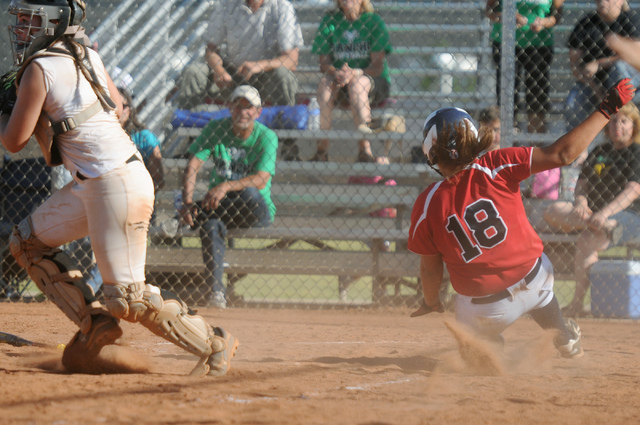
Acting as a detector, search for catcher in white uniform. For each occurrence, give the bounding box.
[0,0,238,376]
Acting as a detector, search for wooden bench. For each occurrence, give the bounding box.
[145,159,433,307]
[145,215,420,307]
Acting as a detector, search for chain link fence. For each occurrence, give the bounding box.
[0,0,639,319]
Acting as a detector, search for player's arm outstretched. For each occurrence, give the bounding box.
[531,78,635,174]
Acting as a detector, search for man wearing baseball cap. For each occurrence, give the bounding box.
[180,85,278,308]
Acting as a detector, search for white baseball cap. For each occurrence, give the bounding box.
[230,85,262,108]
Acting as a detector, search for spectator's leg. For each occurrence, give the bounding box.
[524,46,552,134]
[348,75,373,159]
[542,201,587,233]
[565,82,596,131]
[253,69,298,106]
[358,140,374,161]
[66,236,101,295]
[200,218,228,308]
[221,188,272,230]
[567,229,609,315]
[219,188,271,304]
[176,62,218,110]
[515,47,524,127]
[492,41,501,106]
[313,76,336,160]
[348,74,373,130]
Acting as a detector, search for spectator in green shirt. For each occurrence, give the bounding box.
[180,86,277,309]
[486,0,564,133]
[310,0,393,161]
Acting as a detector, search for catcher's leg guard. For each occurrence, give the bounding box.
[9,219,107,334]
[103,283,238,375]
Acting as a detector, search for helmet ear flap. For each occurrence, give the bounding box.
[428,146,439,165]
[68,0,85,26]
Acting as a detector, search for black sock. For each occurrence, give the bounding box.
[529,296,571,346]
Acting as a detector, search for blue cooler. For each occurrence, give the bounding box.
[590,260,640,318]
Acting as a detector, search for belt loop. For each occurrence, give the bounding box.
[126,153,141,164]
[524,257,542,286]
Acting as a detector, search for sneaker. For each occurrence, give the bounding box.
[339,288,348,302]
[62,314,123,371]
[557,318,584,359]
[208,291,227,309]
[190,327,239,377]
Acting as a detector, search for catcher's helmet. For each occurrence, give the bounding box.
[7,0,85,66]
[422,107,478,164]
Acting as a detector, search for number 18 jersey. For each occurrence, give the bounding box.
[408,147,543,297]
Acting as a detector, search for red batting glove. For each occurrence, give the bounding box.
[599,78,636,119]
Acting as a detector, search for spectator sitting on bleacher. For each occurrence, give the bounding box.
[309,0,393,162]
[179,86,277,309]
[565,0,640,131]
[176,0,304,109]
[543,102,640,317]
[485,0,564,134]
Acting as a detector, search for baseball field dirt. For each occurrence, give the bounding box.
[0,302,639,425]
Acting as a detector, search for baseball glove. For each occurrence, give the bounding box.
[0,69,18,116]
[599,78,635,119]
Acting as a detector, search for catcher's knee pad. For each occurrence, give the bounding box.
[103,283,225,358]
[9,219,104,334]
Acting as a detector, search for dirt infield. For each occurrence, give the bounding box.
[1,303,639,425]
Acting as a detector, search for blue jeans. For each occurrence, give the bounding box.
[195,188,272,297]
[611,210,640,246]
[65,236,102,294]
[565,61,640,131]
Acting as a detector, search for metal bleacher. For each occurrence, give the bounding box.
[90,0,600,156]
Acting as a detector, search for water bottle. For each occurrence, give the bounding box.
[307,97,320,130]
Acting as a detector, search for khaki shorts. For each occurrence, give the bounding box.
[335,75,390,107]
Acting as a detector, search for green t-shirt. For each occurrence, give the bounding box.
[311,10,393,83]
[490,0,555,48]
[188,118,278,220]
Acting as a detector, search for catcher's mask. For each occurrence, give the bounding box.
[421,107,478,168]
[7,0,85,66]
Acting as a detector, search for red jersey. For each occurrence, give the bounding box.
[408,147,543,297]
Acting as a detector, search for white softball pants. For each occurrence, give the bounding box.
[454,253,555,340]
[29,156,154,286]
